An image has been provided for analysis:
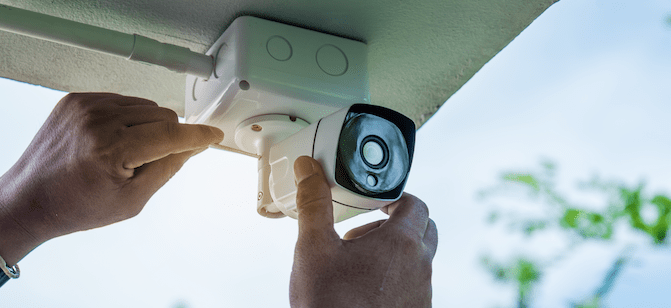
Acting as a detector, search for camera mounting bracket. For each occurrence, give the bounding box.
[234,114,309,217]
[185,16,369,156]
[185,16,369,217]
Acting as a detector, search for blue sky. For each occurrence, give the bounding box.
[1,0,671,307]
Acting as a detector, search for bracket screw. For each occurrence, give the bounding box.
[252,124,262,132]
[257,192,264,200]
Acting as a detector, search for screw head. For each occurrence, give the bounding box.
[257,192,264,200]
[239,80,250,90]
[252,124,262,132]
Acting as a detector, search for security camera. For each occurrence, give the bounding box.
[0,6,417,221]
[269,104,415,222]
[185,16,416,222]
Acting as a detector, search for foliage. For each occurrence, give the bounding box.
[481,257,541,308]
[479,161,670,307]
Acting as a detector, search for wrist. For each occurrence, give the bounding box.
[0,171,52,265]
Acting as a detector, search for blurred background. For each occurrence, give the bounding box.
[1,0,670,307]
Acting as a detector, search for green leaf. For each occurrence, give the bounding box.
[516,259,541,285]
[651,195,671,213]
[561,209,581,228]
[650,225,668,244]
[503,173,540,192]
[588,213,604,224]
[622,187,648,232]
[651,195,671,244]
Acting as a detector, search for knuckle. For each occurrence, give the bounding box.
[60,93,87,110]
[295,171,329,194]
[414,197,430,215]
[197,124,213,140]
[396,230,422,250]
[124,203,145,220]
[162,121,181,142]
[60,92,77,103]
[428,218,438,233]
[62,92,84,101]
[118,191,150,220]
[130,96,158,106]
[421,241,437,260]
[296,195,331,214]
[425,219,439,246]
[139,98,158,107]
[399,194,430,216]
[162,107,179,123]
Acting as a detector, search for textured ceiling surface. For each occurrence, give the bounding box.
[0,0,556,127]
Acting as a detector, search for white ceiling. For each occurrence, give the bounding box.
[0,0,557,127]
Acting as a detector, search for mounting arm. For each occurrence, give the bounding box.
[0,5,213,78]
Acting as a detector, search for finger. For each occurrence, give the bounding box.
[128,148,204,199]
[65,92,156,106]
[424,219,438,258]
[59,93,120,109]
[119,105,179,126]
[294,156,340,246]
[111,95,158,106]
[343,219,386,240]
[122,122,224,169]
[380,193,430,238]
[76,93,157,106]
[65,92,122,100]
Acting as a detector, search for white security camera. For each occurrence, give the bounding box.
[269,104,416,222]
[0,7,417,222]
[185,16,416,222]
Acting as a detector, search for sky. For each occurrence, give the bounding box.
[1,0,671,307]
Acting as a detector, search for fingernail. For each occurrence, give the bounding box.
[209,126,224,142]
[294,157,316,182]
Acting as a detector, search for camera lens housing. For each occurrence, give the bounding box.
[268,103,416,222]
[335,104,415,200]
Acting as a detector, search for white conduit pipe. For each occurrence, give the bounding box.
[0,5,214,79]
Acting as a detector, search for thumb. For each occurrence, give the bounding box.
[294,156,339,246]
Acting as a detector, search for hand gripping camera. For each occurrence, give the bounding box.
[185,16,416,222]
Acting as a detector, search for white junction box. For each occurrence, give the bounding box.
[185,16,369,157]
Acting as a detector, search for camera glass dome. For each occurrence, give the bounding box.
[337,113,410,196]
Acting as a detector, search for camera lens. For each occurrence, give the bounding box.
[360,135,389,168]
[362,140,383,165]
[337,113,409,195]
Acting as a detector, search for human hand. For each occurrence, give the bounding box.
[289,156,438,308]
[0,93,223,265]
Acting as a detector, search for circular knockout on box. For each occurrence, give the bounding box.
[316,44,348,76]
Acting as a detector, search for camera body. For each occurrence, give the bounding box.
[269,104,416,222]
[185,16,416,222]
